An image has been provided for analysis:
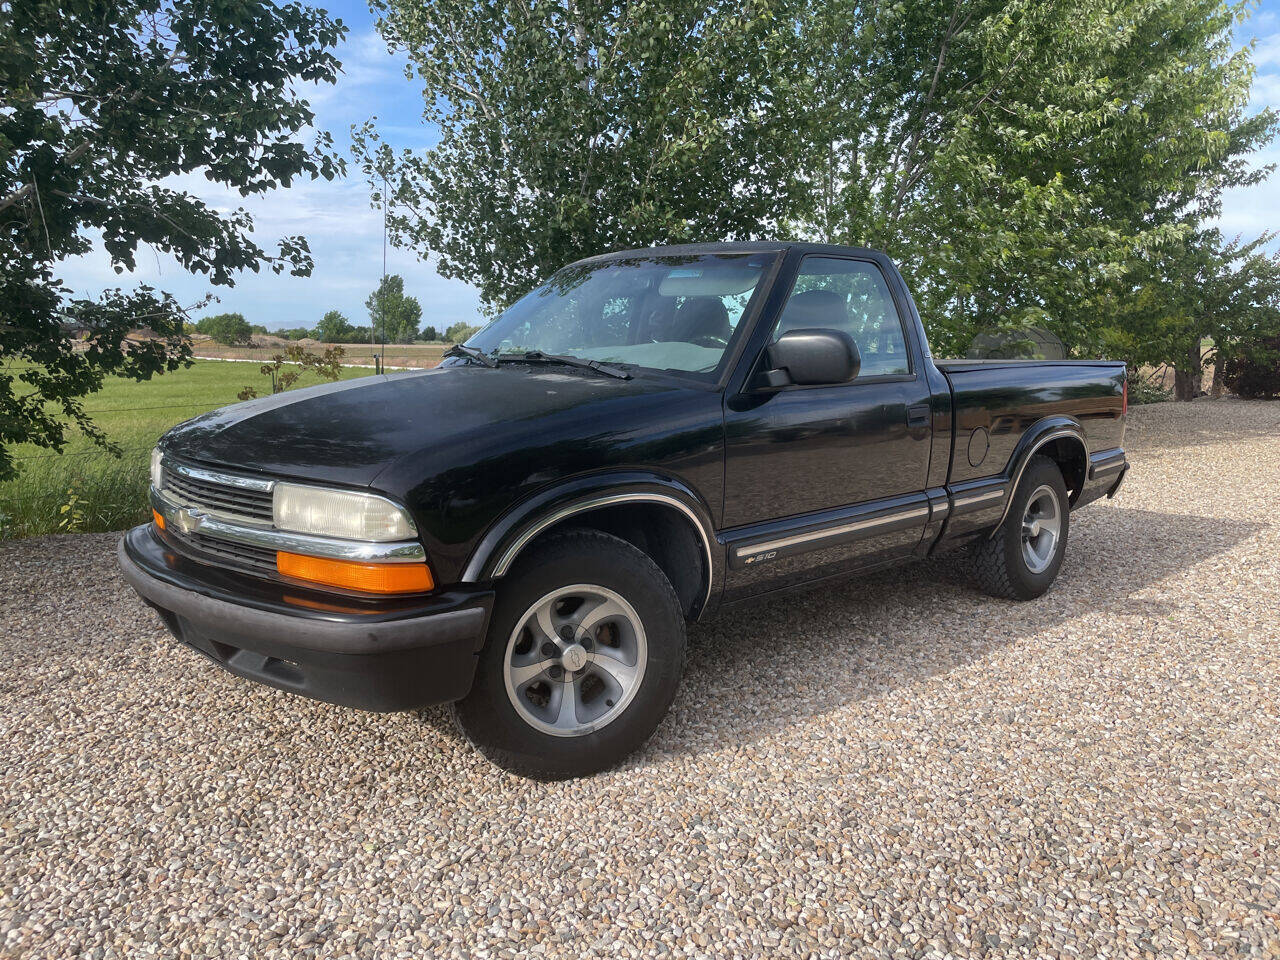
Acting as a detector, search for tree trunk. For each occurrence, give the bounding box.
[1173,340,1202,401]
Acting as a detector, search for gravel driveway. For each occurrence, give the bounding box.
[2,400,1277,959]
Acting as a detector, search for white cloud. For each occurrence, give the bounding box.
[1217,170,1280,240]
[54,28,481,330]
[1253,30,1280,68]
[305,30,413,111]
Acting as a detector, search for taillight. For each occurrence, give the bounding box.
[1122,378,1129,416]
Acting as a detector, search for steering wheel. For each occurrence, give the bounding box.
[690,335,729,349]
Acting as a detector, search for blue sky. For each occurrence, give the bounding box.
[56,0,1280,333]
[60,0,486,333]
[1222,0,1280,239]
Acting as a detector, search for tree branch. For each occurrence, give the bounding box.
[887,0,964,224]
[0,47,184,214]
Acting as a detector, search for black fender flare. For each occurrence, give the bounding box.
[459,471,721,617]
[989,416,1089,535]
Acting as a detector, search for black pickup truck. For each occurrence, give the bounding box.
[119,242,1129,778]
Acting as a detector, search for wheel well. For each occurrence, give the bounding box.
[1037,436,1087,502]
[504,502,708,619]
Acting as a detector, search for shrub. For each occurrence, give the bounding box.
[313,309,354,343]
[238,345,346,400]
[198,312,252,345]
[1222,336,1280,399]
[1128,377,1172,405]
[445,321,481,343]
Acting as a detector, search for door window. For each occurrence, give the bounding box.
[772,257,911,378]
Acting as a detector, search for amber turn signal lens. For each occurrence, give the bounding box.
[152,509,166,531]
[275,551,434,594]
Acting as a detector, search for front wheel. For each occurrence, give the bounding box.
[451,529,686,779]
[971,455,1070,600]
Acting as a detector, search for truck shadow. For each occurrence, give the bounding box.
[646,504,1264,762]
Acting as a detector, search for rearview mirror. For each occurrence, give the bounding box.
[756,328,861,388]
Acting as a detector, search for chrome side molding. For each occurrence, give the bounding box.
[731,504,929,560]
[950,487,1006,512]
[474,492,716,612]
[1089,448,1127,479]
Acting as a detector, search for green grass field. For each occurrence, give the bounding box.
[1,359,380,539]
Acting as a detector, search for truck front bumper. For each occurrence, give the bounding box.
[118,525,493,712]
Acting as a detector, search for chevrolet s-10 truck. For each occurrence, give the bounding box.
[119,242,1129,778]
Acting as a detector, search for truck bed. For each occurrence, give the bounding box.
[936,358,1127,488]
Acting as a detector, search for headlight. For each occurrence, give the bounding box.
[272,483,417,542]
[150,448,164,490]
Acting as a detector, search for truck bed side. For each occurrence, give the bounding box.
[931,358,1127,542]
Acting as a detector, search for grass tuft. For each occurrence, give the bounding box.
[1,359,377,539]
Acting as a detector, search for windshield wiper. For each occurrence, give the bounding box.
[498,350,632,380]
[444,344,497,368]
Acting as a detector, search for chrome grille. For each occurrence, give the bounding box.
[161,463,273,524]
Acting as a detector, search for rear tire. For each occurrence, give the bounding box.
[451,529,686,780]
[971,455,1070,600]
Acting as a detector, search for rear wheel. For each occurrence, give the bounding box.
[971,455,1070,600]
[451,529,686,779]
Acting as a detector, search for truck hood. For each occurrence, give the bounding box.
[159,364,696,488]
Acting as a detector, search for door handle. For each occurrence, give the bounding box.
[906,403,931,428]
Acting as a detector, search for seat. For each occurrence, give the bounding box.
[673,298,731,343]
[774,289,850,336]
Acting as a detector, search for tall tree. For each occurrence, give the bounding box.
[354,0,803,308]
[359,0,1276,371]
[365,274,422,343]
[1102,230,1280,399]
[197,312,253,346]
[1,0,345,479]
[314,309,355,343]
[793,0,1277,358]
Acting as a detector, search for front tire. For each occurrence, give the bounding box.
[971,455,1070,600]
[451,529,686,779]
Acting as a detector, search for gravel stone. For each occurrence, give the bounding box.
[2,398,1278,958]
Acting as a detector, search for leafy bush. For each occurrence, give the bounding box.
[238,345,345,400]
[421,325,440,341]
[1222,337,1280,399]
[445,321,481,343]
[313,309,354,342]
[198,312,252,345]
[1128,378,1172,405]
[278,327,312,340]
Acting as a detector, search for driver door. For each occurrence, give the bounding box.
[720,255,934,601]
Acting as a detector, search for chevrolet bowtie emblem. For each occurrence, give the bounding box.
[174,507,206,536]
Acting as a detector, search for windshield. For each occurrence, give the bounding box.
[461,252,777,379]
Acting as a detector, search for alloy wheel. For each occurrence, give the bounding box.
[1020,484,1062,574]
[502,584,648,737]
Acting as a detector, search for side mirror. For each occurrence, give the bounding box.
[756,328,861,389]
